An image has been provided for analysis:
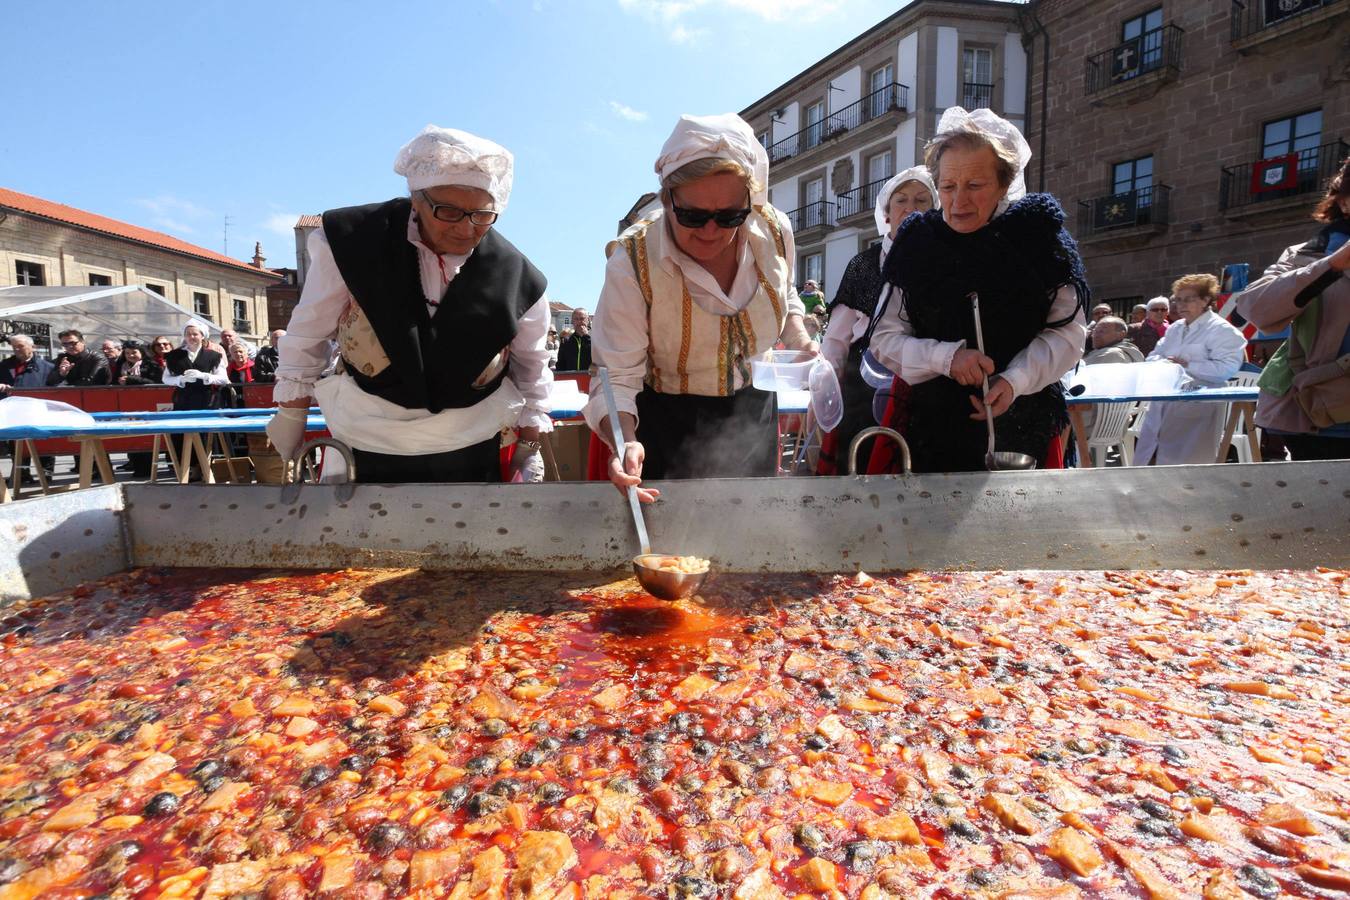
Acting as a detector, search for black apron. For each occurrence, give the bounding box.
[635,387,778,480]
[351,438,501,484]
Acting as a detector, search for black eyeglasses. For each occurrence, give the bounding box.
[418,192,499,226]
[670,203,752,230]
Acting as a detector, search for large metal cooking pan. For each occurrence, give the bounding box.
[3,461,1347,603]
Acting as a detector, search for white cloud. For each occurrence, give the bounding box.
[608,100,649,122]
[262,212,305,237]
[135,194,210,234]
[619,0,842,42]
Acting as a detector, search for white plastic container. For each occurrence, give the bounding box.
[751,350,815,392]
[1064,360,1184,399]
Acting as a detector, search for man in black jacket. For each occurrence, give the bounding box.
[46,329,111,386]
[556,308,592,372]
[1,333,58,480]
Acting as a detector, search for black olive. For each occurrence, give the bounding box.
[804,735,829,751]
[794,823,829,853]
[1140,799,1173,820]
[687,724,706,739]
[536,782,567,805]
[190,759,223,781]
[482,718,508,737]
[439,784,470,810]
[366,822,408,856]
[947,819,982,841]
[607,776,638,794]
[672,875,716,898]
[426,725,455,743]
[567,726,591,742]
[1236,864,1280,899]
[1161,744,1189,764]
[639,764,670,787]
[1030,747,1062,763]
[528,720,551,735]
[0,858,27,885]
[844,840,883,870]
[816,686,840,704]
[536,736,562,753]
[691,740,715,760]
[670,712,696,733]
[98,840,143,865]
[612,727,635,742]
[344,716,368,732]
[200,775,225,794]
[639,745,667,765]
[111,725,137,744]
[1065,738,1095,754]
[465,755,499,775]
[488,778,524,798]
[1136,818,1172,838]
[466,792,507,818]
[949,764,974,784]
[975,715,1001,731]
[143,792,181,817]
[968,867,999,886]
[516,749,545,768]
[339,755,370,773]
[299,765,334,789]
[676,774,704,793]
[642,729,668,744]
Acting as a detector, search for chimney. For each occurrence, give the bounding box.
[251,242,266,269]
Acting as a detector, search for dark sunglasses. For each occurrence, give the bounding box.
[671,203,752,229]
[418,191,498,226]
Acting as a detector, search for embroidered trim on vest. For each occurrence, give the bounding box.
[718,315,731,396]
[754,263,784,324]
[757,204,787,257]
[678,275,693,394]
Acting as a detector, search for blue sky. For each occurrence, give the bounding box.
[4,0,909,311]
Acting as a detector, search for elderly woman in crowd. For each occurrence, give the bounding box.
[267,125,553,483]
[585,113,815,500]
[869,107,1088,472]
[817,166,936,475]
[1134,274,1247,465]
[1236,154,1350,460]
[115,339,162,385]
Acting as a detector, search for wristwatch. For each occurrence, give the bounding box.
[517,439,542,453]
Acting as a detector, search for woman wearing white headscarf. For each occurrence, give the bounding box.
[162,318,228,410]
[817,166,936,474]
[266,125,553,483]
[584,113,815,500]
[870,107,1089,472]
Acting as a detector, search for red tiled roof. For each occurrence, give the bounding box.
[295,214,322,228]
[0,187,281,279]
[549,301,573,312]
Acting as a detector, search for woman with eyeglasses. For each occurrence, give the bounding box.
[265,125,553,483]
[583,114,815,501]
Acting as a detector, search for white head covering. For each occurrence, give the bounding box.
[931,106,1033,217]
[183,317,210,337]
[872,165,939,237]
[654,113,770,206]
[393,125,514,212]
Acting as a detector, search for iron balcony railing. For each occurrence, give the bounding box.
[1077,184,1170,237]
[1231,0,1340,42]
[767,82,909,165]
[1220,139,1348,211]
[962,82,994,110]
[787,201,833,233]
[232,318,252,333]
[836,175,894,221]
[1085,24,1183,96]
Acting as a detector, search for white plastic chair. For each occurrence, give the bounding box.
[1124,400,1148,464]
[1085,401,1135,466]
[1224,371,1262,462]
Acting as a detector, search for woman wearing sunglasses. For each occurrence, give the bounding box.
[584,113,816,501]
[265,125,553,483]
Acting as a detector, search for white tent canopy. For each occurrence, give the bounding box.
[0,285,219,354]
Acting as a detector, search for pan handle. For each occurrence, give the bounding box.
[286,437,357,485]
[847,427,912,476]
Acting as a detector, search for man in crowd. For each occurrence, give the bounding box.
[556,308,592,372]
[1083,316,1144,365]
[1,334,57,481]
[1084,303,1113,351]
[1127,297,1169,357]
[46,329,111,386]
[1129,303,1147,325]
[545,326,559,370]
[256,329,285,370]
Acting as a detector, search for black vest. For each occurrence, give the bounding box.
[323,198,547,413]
[165,346,224,411]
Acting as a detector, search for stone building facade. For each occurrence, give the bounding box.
[741,0,1029,300]
[0,187,278,340]
[1022,0,1350,310]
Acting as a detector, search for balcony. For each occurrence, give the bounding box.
[962,82,994,110]
[786,201,834,241]
[232,318,252,334]
[1220,140,1348,214]
[1231,0,1347,49]
[836,176,893,224]
[1077,185,1170,241]
[767,82,909,166]
[1085,24,1183,102]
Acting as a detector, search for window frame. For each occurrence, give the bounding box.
[804,100,826,148]
[1111,154,1154,206]
[15,260,46,287]
[144,283,166,296]
[1262,109,1323,169]
[192,291,212,317]
[87,273,113,287]
[800,252,823,288]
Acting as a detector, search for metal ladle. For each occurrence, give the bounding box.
[970,292,1037,471]
[597,368,708,600]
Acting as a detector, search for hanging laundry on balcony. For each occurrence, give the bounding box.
[1250,153,1299,193]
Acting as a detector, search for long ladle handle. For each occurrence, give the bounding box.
[969,293,997,457]
[598,367,651,556]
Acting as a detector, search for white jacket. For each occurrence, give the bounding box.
[1134,310,1247,465]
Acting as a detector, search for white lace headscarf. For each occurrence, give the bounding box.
[929,106,1033,219]
[394,125,515,213]
[654,113,770,206]
[872,165,939,238]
